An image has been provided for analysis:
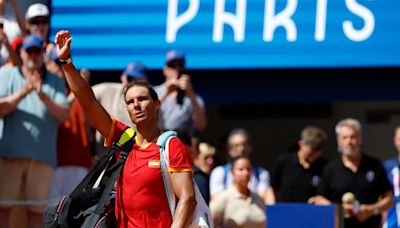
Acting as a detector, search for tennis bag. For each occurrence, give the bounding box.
[157,131,213,228]
[42,128,136,228]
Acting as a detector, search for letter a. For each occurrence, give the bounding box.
[213,0,247,42]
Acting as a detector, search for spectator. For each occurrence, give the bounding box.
[0,35,69,228]
[309,118,393,228]
[55,30,196,227]
[210,156,266,228]
[383,125,400,228]
[25,3,49,43]
[195,142,216,175]
[193,141,216,204]
[0,0,25,64]
[44,44,64,79]
[209,128,270,201]
[0,28,20,67]
[4,36,24,67]
[92,61,147,155]
[50,67,94,199]
[154,50,207,134]
[267,126,328,203]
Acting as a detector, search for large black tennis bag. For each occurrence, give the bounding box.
[42,128,135,228]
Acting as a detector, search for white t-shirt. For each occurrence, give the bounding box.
[210,163,270,196]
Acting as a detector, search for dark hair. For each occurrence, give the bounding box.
[300,126,327,151]
[122,79,158,104]
[231,155,251,171]
[175,129,192,147]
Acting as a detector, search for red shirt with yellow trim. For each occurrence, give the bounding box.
[105,120,193,228]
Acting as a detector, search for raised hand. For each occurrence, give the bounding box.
[54,30,72,60]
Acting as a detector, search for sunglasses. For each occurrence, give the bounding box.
[30,18,49,25]
[26,47,42,55]
[167,60,185,69]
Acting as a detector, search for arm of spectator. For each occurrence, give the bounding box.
[179,74,207,131]
[55,30,113,137]
[308,195,332,205]
[170,171,196,228]
[0,30,20,66]
[264,186,276,204]
[0,81,33,117]
[157,76,178,103]
[356,190,393,222]
[8,0,26,36]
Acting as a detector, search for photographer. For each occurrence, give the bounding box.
[154,50,207,134]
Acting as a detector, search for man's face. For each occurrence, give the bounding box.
[299,142,321,164]
[337,125,362,156]
[227,133,251,159]
[125,86,160,126]
[393,128,400,154]
[20,47,43,71]
[28,16,49,41]
[163,60,185,79]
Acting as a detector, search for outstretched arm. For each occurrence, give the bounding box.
[54,30,112,137]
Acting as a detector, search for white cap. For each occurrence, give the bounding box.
[25,3,49,21]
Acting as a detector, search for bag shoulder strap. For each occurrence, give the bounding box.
[158,131,213,228]
[157,131,178,218]
[70,127,136,198]
[93,136,135,215]
[156,130,177,149]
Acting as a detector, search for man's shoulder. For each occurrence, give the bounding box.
[0,66,18,78]
[210,165,225,178]
[93,82,121,90]
[153,83,166,94]
[383,157,398,169]
[361,153,383,166]
[92,82,122,95]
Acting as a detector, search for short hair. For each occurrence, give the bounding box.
[335,118,362,136]
[122,79,158,104]
[301,126,327,151]
[198,142,216,157]
[227,128,252,145]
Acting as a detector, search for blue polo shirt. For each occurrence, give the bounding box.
[0,67,68,167]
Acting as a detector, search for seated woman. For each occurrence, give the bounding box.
[210,156,266,228]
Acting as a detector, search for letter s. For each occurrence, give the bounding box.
[343,0,375,42]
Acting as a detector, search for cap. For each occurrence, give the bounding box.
[166,50,185,64]
[123,62,147,79]
[11,37,24,52]
[25,3,49,21]
[22,35,43,50]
